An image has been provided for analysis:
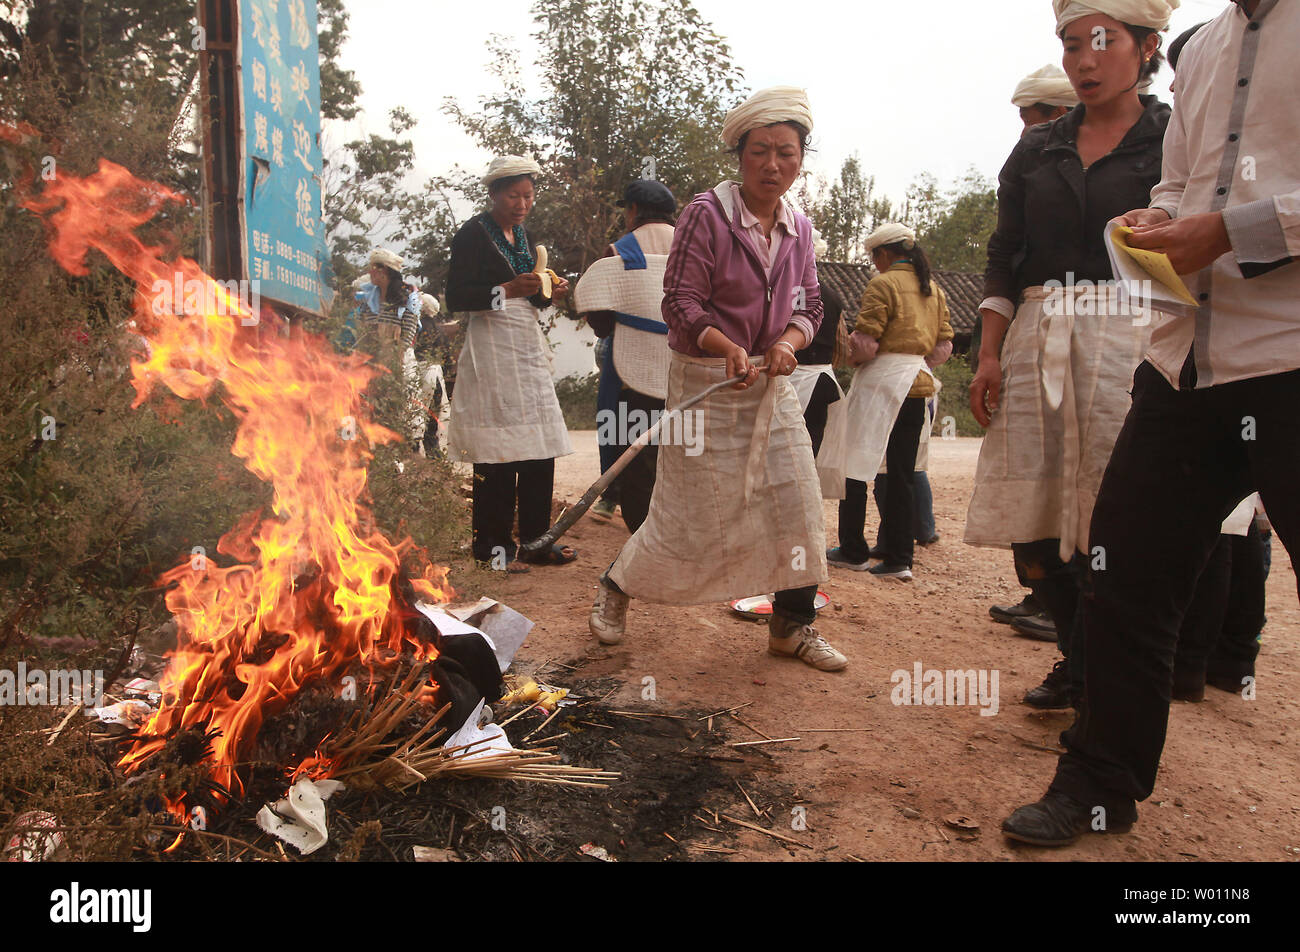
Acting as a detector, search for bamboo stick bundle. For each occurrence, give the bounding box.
[310,664,619,791]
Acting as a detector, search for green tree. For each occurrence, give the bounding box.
[322,106,419,287]
[432,0,746,281]
[917,168,997,273]
[810,153,899,264]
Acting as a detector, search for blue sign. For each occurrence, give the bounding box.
[239,0,330,314]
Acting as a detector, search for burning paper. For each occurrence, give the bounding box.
[13,146,454,813]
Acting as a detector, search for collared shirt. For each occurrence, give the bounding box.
[665,181,821,357]
[730,182,792,276]
[692,183,807,350]
[1145,0,1300,389]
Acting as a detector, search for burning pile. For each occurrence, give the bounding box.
[14,151,505,818]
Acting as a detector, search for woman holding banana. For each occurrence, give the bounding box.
[588,87,847,673]
[445,155,576,573]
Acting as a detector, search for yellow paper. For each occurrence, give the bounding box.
[1113,226,1199,307]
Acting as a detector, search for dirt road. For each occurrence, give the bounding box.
[469,432,1299,861]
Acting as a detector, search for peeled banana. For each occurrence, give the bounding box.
[533,244,559,302]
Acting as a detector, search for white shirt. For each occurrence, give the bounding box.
[1145,0,1300,389]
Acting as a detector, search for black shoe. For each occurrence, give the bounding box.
[1024,660,1072,709]
[917,533,940,546]
[868,562,913,582]
[989,594,1041,625]
[1002,791,1134,847]
[1172,668,1206,703]
[1205,671,1253,695]
[1010,612,1058,642]
[868,545,886,560]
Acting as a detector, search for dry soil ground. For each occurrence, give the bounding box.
[465,432,1299,862]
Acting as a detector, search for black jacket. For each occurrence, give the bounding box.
[984,95,1171,303]
[797,291,841,365]
[445,212,550,313]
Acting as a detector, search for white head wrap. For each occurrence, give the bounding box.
[1053,0,1179,34]
[812,229,828,259]
[368,248,403,272]
[420,293,440,318]
[481,154,542,187]
[720,86,814,150]
[865,223,916,253]
[1012,65,1080,108]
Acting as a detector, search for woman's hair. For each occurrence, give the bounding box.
[379,265,406,305]
[487,173,535,197]
[881,240,934,297]
[730,120,813,160]
[1124,25,1165,83]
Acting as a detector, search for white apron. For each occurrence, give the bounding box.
[839,353,927,483]
[964,285,1152,560]
[789,363,847,499]
[609,353,827,604]
[445,297,573,464]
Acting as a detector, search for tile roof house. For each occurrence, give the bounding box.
[816,261,983,351]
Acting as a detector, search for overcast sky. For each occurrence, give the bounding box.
[334,0,1228,211]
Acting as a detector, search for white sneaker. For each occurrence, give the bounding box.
[768,618,848,672]
[589,578,629,645]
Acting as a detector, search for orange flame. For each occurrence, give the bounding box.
[18,152,453,808]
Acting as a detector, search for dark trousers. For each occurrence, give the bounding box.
[596,338,624,504]
[1175,525,1266,686]
[772,585,819,625]
[613,388,663,534]
[1213,526,1267,679]
[471,458,555,564]
[1050,362,1300,812]
[874,471,936,545]
[838,396,925,566]
[1013,539,1084,695]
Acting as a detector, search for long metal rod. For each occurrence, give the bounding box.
[519,359,768,554]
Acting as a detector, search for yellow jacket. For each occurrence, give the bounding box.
[854,262,954,398]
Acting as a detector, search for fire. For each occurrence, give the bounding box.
[18,152,453,809]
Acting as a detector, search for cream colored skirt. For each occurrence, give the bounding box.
[609,353,827,604]
[964,286,1152,560]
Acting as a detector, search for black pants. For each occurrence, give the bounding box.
[1213,526,1267,680]
[1050,362,1299,812]
[838,396,925,566]
[1174,524,1267,687]
[1012,539,1084,695]
[471,458,555,564]
[612,388,663,534]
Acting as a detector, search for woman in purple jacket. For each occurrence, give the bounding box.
[588,87,847,673]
